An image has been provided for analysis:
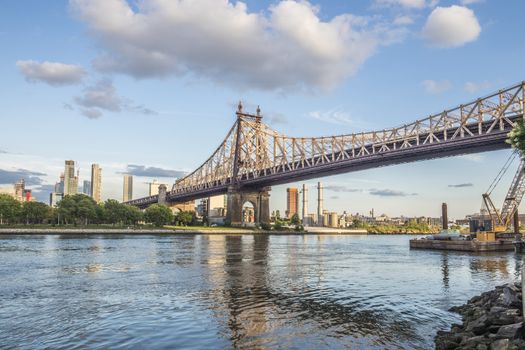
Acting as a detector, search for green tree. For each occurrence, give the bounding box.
[0,194,21,225]
[144,204,173,227]
[290,213,301,225]
[122,205,143,225]
[21,201,51,224]
[57,194,98,225]
[175,211,194,226]
[104,199,127,225]
[507,119,525,155]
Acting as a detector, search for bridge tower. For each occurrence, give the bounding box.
[226,102,271,226]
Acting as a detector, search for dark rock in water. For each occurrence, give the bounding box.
[467,314,491,335]
[435,283,525,350]
[502,286,521,308]
[489,338,509,350]
[496,322,523,339]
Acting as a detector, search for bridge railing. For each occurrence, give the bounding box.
[168,82,524,197]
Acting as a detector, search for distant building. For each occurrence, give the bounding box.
[149,179,165,196]
[55,174,64,194]
[0,180,33,202]
[208,195,226,217]
[317,182,324,227]
[329,212,339,228]
[83,180,91,196]
[90,164,102,203]
[63,160,78,196]
[0,187,15,197]
[14,180,25,201]
[49,192,63,207]
[123,175,133,202]
[323,210,329,227]
[304,213,315,226]
[286,187,299,218]
[243,206,255,223]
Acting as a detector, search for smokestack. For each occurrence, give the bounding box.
[302,184,308,224]
[317,182,323,226]
[442,203,448,230]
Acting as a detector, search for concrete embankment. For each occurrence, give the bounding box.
[435,283,525,350]
[0,228,368,235]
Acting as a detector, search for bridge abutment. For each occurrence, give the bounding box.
[226,186,271,226]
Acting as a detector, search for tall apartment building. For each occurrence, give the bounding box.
[123,175,133,202]
[63,160,78,196]
[90,163,102,203]
[83,180,91,196]
[286,187,299,219]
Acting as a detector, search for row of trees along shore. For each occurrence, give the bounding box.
[0,193,195,227]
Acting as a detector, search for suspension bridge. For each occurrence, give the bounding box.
[126,82,525,225]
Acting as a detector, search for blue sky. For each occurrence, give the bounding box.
[1,0,524,219]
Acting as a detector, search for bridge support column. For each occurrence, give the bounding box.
[226,186,271,226]
[158,184,167,205]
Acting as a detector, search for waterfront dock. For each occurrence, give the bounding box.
[409,238,514,252]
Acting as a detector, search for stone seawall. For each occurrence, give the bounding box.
[436,283,525,350]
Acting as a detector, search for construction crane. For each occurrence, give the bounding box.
[481,151,525,238]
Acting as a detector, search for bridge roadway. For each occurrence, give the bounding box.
[131,114,521,209]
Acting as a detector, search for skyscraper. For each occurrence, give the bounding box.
[55,174,64,194]
[123,175,133,202]
[286,187,299,219]
[90,163,102,203]
[63,160,78,196]
[83,180,91,196]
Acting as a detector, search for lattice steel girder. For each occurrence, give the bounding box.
[123,82,525,207]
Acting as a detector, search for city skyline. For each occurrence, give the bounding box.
[1,1,525,218]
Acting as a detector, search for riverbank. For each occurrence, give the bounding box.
[435,283,525,350]
[0,227,369,235]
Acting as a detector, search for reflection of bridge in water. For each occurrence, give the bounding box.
[201,235,419,349]
[127,82,525,225]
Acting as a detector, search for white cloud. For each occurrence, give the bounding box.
[459,154,484,162]
[464,80,491,93]
[374,0,439,9]
[75,79,121,114]
[69,0,390,91]
[16,60,86,86]
[393,15,414,26]
[73,79,157,119]
[374,0,427,9]
[460,0,483,4]
[309,109,354,125]
[422,5,481,48]
[422,79,451,94]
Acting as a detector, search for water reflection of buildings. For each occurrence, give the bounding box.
[470,258,509,276]
[201,235,415,349]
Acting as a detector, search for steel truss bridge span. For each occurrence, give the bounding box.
[127,82,525,208]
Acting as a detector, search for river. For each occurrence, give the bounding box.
[0,234,521,349]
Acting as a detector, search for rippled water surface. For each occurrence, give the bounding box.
[0,234,522,349]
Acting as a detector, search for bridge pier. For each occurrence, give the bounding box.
[158,184,167,205]
[226,186,271,226]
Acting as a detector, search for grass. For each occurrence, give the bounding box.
[163,225,252,231]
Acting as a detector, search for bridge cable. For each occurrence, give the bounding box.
[485,150,518,195]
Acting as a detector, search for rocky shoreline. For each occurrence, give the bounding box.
[436,283,525,350]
